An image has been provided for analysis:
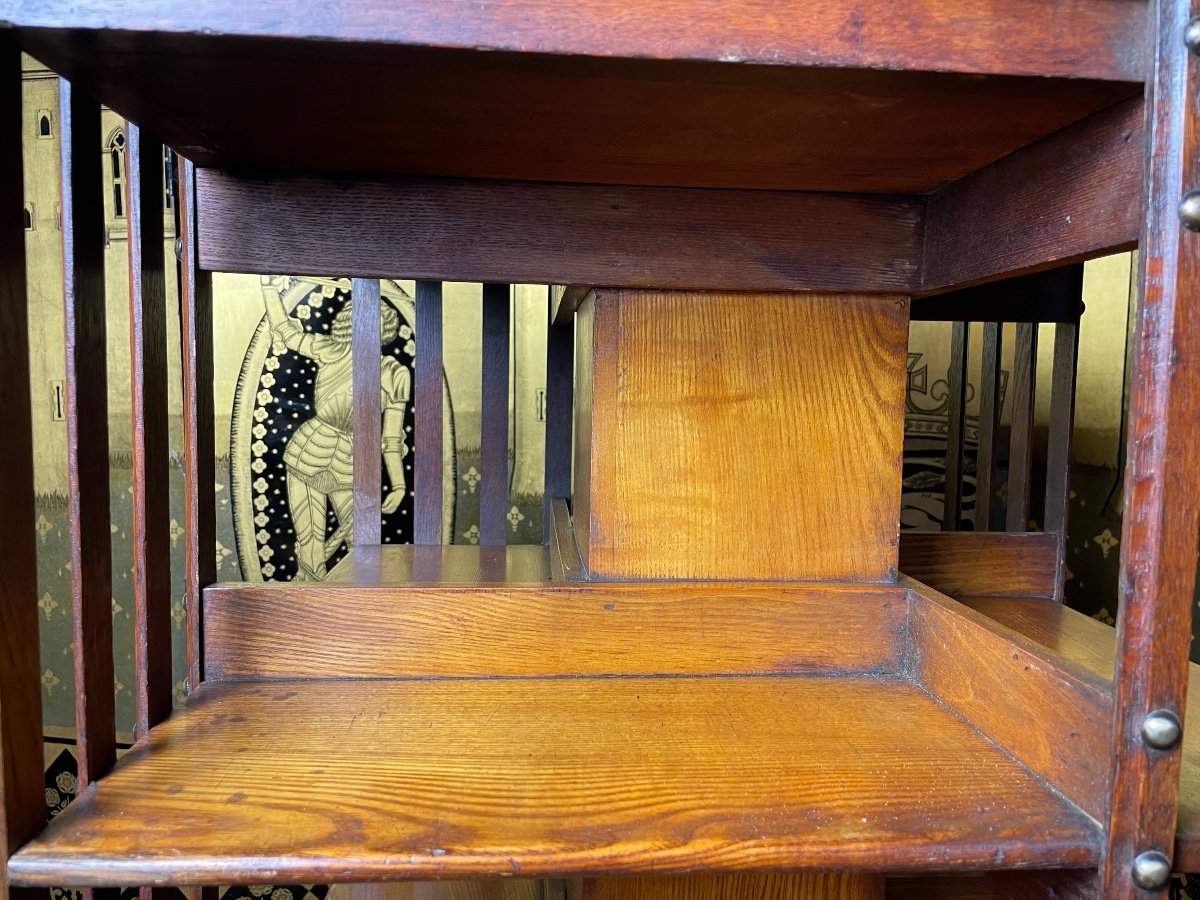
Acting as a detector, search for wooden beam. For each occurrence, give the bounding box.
[548,498,586,583]
[0,33,48,900]
[413,281,444,545]
[203,581,909,680]
[922,97,1142,295]
[543,304,574,539]
[125,123,174,738]
[941,322,969,531]
[480,283,510,547]
[0,0,1146,81]
[551,287,589,327]
[1102,0,1200,893]
[974,323,1002,531]
[351,278,382,547]
[897,532,1059,600]
[195,170,922,294]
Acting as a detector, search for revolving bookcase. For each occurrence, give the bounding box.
[1,3,1199,900]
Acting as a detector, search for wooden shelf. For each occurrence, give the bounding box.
[7,673,1100,887]
[957,595,1200,873]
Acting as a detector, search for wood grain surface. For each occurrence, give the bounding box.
[351,278,382,546]
[61,79,116,791]
[921,96,1142,295]
[0,0,1145,81]
[195,171,921,294]
[1103,0,1200,892]
[413,281,443,545]
[577,291,908,581]
[5,676,1100,887]
[202,581,908,680]
[324,545,551,585]
[125,122,174,739]
[906,579,1112,819]
[581,875,882,900]
[548,499,586,583]
[11,30,1138,195]
[897,532,1059,600]
[0,32,48,900]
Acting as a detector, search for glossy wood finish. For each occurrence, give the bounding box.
[582,875,883,900]
[351,278,383,546]
[324,545,552,585]
[177,157,215,692]
[897,532,1059,600]
[196,171,922,295]
[125,123,174,739]
[548,499,585,583]
[202,581,908,680]
[0,34,47,900]
[413,281,443,545]
[0,0,1145,81]
[920,97,1142,295]
[5,675,1101,887]
[1104,0,1200,892]
[575,291,908,581]
[1045,320,1081,602]
[906,579,1112,819]
[480,283,510,546]
[61,79,116,790]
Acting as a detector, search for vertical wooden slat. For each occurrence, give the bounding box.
[543,292,574,540]
[942,321,969,531]
[0,35,49,900]
[351,278,382,547]
[61,79,115,791]
[1044,319,1080,603]
[177,157,214,691]
[125,122,173,740]
[414,280,443,545]
[1004,322,1038,532]
[1102,0,1200,893]
[480,283,510,546]
[974,322,1002,531]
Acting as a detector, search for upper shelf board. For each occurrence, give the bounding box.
[2,1,1143,193]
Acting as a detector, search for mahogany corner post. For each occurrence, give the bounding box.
[1102,0,1200,895]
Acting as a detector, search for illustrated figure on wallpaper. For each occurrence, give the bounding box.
[259,276,411,579]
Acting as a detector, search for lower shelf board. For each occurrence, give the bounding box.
[8,675,1098,887]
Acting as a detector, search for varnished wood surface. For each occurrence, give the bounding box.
[958,595,1200,872]
[9,30,1139,195]
[324,545,552,585]
[0,33,48,900]
[548,499,586,583]
[61,79,117,790]
[582,875,883,900]
[196,171,921,295]
[1103,0,1200,892]
[906,579,1112,819]
[1004,324,1038,533]
[0,0,1145,81]
[920,97,1142,295]
[125,122,174,739]
[896,532,1059,600]
[413,281,443,545]
[578,292,908,581]
[1045,320,1081,602]
[6,675,1100,887]
[351,278,383,546]
[178,157,215,691]
[202,581,907,680]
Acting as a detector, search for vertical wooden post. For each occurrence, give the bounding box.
[543,291,574,541]
[974,322,1002,531]
[1044,318,1080,603]
[0,35,49,900]
[1004,322,1038,532]
[942,321,969,531]
[352,278,382,547]
[480,282,510,546]
[61,79,116,793]
[414,280,443,545]
[125,122,173,739]
[177,157,214,693]
[1102,0,1200,894]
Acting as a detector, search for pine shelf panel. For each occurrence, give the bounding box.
[7,674,1100,888]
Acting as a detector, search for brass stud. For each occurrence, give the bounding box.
[1186,17,1200,55]
[1180,191,1200,232]
[1142,710,1182,750]
[1131,850,1171,891]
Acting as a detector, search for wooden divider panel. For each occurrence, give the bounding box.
[573,291,909,581]
[480,283,510,546]
[897,532,1059,599]
[413,281,443,544]
[351,278,383,546]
